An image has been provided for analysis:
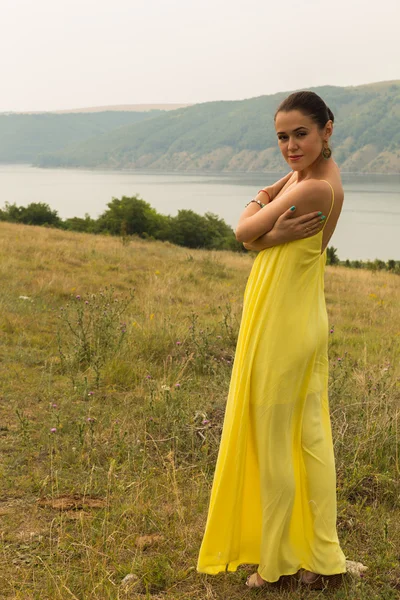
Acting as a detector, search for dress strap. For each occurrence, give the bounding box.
[318,179,334,228]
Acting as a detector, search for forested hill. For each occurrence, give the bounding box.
[4,81,400,173]
[0,110,165,163]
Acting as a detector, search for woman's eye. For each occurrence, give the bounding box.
[278,133,306,141]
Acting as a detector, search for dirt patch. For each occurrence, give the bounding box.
[38,494,106,511]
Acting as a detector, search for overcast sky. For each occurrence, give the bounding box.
[1,0,398,112]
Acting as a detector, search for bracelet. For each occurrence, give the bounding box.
[245,198,265,208]
[258,189,271,202]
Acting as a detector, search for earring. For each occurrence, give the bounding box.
[322,142,332,159]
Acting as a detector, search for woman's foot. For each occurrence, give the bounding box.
[245,571,267,587]
[300,570,320,584]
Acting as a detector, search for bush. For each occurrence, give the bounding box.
[0,201,61,226]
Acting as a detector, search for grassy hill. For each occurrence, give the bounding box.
[0,222,399,598]
[33,80,400,174]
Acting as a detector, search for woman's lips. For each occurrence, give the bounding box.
[289,156,303,161]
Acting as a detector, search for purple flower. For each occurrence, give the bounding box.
[330,329,334,334]
[51,403,58,409]
[87,417,95,423]
[337,358,342,362]
[50,427,57,433]
[145,374,152,379]
[85,300,89,305]
[175,383,181,388]
[76,295,81,300]
[202,419,210,425]
[176,341,182,346]
[88,391,94,396]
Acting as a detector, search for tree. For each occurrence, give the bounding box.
[96,196,165,237]
[326,246,339,265]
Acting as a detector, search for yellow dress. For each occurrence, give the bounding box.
[196,180,347,583]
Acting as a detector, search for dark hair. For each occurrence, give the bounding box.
[274,91,334,129]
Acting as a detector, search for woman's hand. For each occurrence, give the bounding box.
[271,206,325,243]
[243,207,325,251]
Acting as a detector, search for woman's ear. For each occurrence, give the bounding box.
[325,120,333,138]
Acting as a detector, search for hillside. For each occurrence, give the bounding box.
[34,80,400,174]
[0,110,167,163]
[0,221,399,598]
[21,103,192,114]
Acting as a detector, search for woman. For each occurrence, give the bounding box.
[196,91,346,590]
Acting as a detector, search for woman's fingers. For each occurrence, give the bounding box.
[296,211,325,224]
[291,212,325,238]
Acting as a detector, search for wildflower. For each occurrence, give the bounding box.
[154,270,160,275]
[87,417,96,423]
[51,403,58,409]
[337,358,342,362]
[176,341,182,345]
[202,419,210,425]
[150,313,154,320]
[175,383,181,388]
[217,335,222,339]
[50,427,57,433]
[161,384,170,391]
[88,391,94,396]
[76,295,81,300]
[85,300,89,305]
[145,374,152,379]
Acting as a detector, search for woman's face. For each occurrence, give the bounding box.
[275,109,332,170]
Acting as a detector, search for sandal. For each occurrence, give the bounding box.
[245,572,267,588]
[299,569,345,591]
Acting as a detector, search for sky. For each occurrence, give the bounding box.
[1,0,398,112]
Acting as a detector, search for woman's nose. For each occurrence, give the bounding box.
[288,137,299,150]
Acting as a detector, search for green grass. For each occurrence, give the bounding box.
[0,222,399,599]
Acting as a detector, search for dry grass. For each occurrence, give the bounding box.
[0,222,399,599]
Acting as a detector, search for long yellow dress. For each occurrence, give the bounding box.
[196,180,347,583]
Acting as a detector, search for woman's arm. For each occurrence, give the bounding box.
[243,207,325,251]
[267,171,294,201]
[235,179,331,243]
[233,172,295,242]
